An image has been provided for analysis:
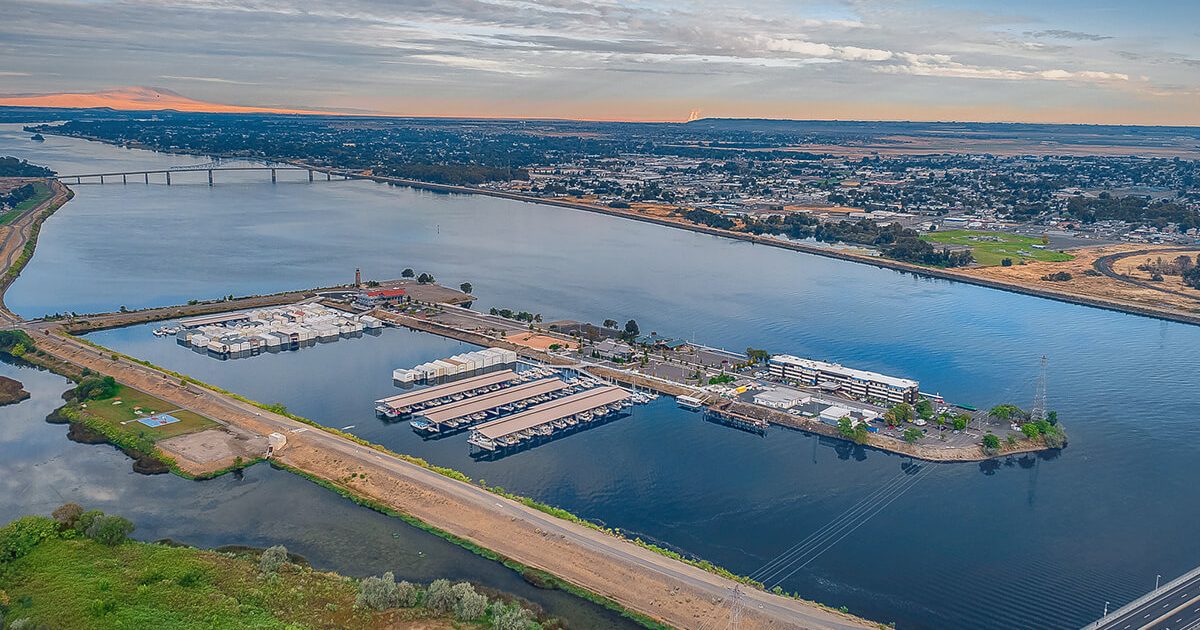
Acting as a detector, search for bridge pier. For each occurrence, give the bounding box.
[100,175,104,184]
[271,168,276,184]
[326,172,331,181]
[144,172,149,184]
[122,174,127,184]
[308,170,314,182]
[166,172,171,186]
[208,169,214,186]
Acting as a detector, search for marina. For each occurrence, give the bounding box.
[412,377,575,435]
[164,301,384,359]
[374,370,521,418]
[468,386,632,453]
[392,347,519,383]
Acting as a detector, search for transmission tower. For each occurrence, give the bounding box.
[727,585,745,629]
[1031,355,1048,423]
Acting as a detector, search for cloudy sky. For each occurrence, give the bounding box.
[1,0,1198,124]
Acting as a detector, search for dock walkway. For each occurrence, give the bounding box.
[469,386,630,450]
[376,370,517,415]
[419,377,570,429]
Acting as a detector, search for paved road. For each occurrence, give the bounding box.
[1090,569,1200,630]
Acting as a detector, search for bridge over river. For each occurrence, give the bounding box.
[1085,565,1200,630]
[53,165,356,186]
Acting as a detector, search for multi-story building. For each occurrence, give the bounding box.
[768,354,918,405]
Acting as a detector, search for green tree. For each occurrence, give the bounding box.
[425,579,455,613]
[401,268,414,278]
[903,427,923,443]
[85,515,134,546]
[451,582,488,621]
[459,282,472,294]
[837,416,869,445]
[624,319,640,337]
[1020,423,1042,439]
[357,572,408,610]
[952,414,969,431]
[988,404,1023,421]
[982,433,1001,450]
[885,403,913,426]
[417,272,434,284]
[915,398,934,420]
[602,319,618,329]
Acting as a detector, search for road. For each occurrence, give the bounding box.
[1090,568,1200,630]
[24,322,871,629]
[0,181,873,628]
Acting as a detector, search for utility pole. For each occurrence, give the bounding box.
[1031,354,1048,423]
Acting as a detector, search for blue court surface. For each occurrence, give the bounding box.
[137,413,182,428]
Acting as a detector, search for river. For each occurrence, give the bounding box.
[3,123,1200,629]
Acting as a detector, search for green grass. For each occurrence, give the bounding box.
[77,384,217,442]
[0,181,52,225]
[921,229,1075,266]
[0,531,457,629]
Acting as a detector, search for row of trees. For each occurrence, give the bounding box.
[0,156,53,177]
[489,308,542,323]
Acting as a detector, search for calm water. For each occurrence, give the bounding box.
[4,124,1200,629]
[0,358,639,628]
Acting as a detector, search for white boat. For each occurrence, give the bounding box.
[677,395,704,410]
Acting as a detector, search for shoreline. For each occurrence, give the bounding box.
[40,130,1200,326]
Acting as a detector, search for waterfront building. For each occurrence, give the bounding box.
[768,354,918,404]
[355,287,406,308]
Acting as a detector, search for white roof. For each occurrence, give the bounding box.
[770,354,917,390]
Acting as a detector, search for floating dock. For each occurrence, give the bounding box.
[412,377,574,434]
[468,386,631,452]
[375,370,519,418]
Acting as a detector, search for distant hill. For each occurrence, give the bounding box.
[0,86,329,115]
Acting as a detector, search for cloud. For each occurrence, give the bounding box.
[881,53,1128,83]
[1027,29,1112,41]
[159,75,259,85]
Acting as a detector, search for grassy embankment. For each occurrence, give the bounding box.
[0,514,516,629]
[51,333,884,627]
[0,181,53,225]
[921,229,1075,266]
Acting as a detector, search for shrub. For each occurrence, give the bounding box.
[1021,423,1042,439]
[0,516,59,563]
[73,510,104,536]
[51,503,84,530]
[84,515,134,546]
[357,572,404,610]
[489,601,537,630]
[451,582,488,621]
[72,375,118,401]
[424,578,454,613]
[395,580,419,608]
[258,545,288,575]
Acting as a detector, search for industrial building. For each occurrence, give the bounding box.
[767,355,918,404]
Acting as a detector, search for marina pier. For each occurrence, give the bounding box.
[413,377,575,435]
[468,386,632,452]
[375,370,521,418]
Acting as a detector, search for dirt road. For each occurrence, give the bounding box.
[24,324,873,629]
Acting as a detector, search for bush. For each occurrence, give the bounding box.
[84,515,134,546]
[51,503,84,530]
[258,545,288,575]
[356,572,413,610]
[72,375,117,401]
[1020,423,1042,439]
[72,510,104,536]
[424,578,454,614]
[489,601,537,630]
[0,516,59,563]
[451,582,488,621]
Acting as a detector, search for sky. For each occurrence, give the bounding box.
[1,0,1198,124]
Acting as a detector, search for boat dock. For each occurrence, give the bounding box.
[412,377,575,434]
[468,386,632,452]
[375,369,520,418]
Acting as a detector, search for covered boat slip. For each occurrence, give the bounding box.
[419,378,570,427]
[470,386,631,448]
[376,369,518,411]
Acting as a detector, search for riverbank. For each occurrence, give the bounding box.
[3,322,878,629]
[39,131,1200,326]
[323,170,1200,327]
[0,511,542,629]
[0,374,29,405]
